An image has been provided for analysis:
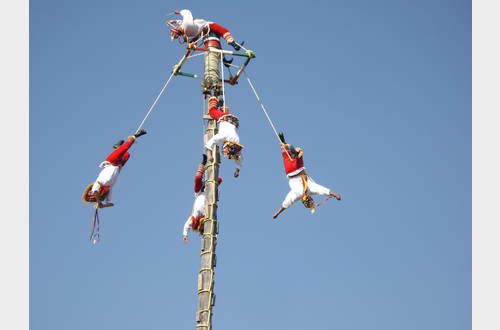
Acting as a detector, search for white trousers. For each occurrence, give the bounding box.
[281,175,331,209]
[183,192,206,236]
[205,122,239,151]
[191,192,206,219]
[90,164,121,202]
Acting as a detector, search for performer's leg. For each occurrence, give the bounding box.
[208,23,240,50]
[307,177,341,200]
[273,190,301,219]
[205,133,225,162]
[208,23,232,42]
[282,189,303,209]
[273,178,302,219]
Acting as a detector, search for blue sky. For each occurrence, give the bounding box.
[30,1,471,329]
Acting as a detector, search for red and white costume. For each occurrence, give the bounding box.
[205,98,241,166]
[183,169,206,238]
[280,148,331,209]
[90,137,135,202]
[173,9,235,43]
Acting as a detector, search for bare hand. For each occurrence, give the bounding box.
[174,10,180,14]
[183,236,188,243]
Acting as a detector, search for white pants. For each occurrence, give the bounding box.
[183,192,206,236]
[281,175,331,209]
[191,192,206,219]
[90,164,121,202]
[205,122,239,151]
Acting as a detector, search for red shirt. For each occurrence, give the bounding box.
[208,106,227,121]
[105,137,135,167]
[282,150,305,176]
[194,174,204,193]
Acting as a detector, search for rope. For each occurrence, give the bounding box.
[134,52,192,134]
[219,51,226,109]
[202,94,207,151]
[135,71,175,134]
[244,72,292,160]
[89,208,100,244]
[316,196,333,208]
[187,52,205,60]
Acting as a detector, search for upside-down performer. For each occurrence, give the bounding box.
[205,96,243,178]
[183,155,222,242]
[82,129,147,209]
[272,132,341,219]
[167,9,243,50]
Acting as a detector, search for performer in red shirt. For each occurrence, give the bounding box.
[205,96,243,177]
[88,129,147,208]
[183,155,222,242]
[272,132,341,219]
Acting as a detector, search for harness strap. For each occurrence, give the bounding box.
[300,176,317,212]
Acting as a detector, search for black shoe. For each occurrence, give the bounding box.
[229,40,241,51]
[223,55,233,67]
[278,132,286,144]
[134,129,147,138]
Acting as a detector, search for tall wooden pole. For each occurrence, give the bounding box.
[196,33,222,330]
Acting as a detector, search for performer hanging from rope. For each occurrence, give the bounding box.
[82,129,147,208]
[272,132,341,219]
[205,96,243,178]
[183,154,222,242]
[167,9,243,50]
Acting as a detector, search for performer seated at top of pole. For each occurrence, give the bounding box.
[83,130,147,209]
[205,96,244,178]
[183,154,222,243]
[167,9,243,50]
[272,132,341,219]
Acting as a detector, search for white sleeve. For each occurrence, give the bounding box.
[179,9,193,24]
[183,217,192,237]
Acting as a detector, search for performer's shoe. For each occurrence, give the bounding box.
[229,40,242,51]
[233,168,240,178]
[222,55,233,67]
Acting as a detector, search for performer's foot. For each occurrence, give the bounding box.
[234,168,240,178]
[330,192,341,200]
[229,40,241,51]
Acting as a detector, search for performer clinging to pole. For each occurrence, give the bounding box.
[167,9,243,50]
[272,132,341,219]
[84,130,147,208]
[183,155,222,242]
[205,96,243,178]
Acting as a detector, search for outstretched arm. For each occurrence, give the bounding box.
[183,217,192,242]
[272,206,286,219]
